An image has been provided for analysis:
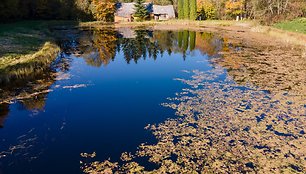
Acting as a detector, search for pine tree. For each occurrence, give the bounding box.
[178,0,184,19]
[133,0,148,21]
[183,0,190,19]
[190,0,197,20]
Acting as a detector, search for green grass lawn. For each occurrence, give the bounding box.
[274,18,306,34]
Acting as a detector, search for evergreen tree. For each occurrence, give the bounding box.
[183,0,190,19]
[133,0,148,21]
[178,0,184,19]
[190,0,197,20]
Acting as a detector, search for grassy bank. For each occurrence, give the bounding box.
[274,18,306,34]
[0,42,60,83]
[0,20,76,57]
[0,20,76,82]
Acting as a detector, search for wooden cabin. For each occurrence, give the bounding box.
[115,3,175,22]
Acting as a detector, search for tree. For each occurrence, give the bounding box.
[190,0,197,20]
[133,0,149,21]
[178,0,184,19]
[197,0,217,19]
[183,0,190,19]
[91,0,116,22]
[225,0,245,18]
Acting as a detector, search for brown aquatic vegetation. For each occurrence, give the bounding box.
[81,65,305,173]
[80,26,306,173]
[215,42,306,95]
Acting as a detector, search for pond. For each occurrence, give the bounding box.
[0,26,305,173]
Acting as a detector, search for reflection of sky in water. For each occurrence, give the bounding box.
[0,29,223,174]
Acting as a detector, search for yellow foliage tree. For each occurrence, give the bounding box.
[225,0,245,18]
[197,0,217,19]
[91,0,116,22]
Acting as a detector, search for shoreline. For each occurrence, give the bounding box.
[80,20,306,47]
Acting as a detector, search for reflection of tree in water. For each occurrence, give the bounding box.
[78,29,118,67]
[151,31,177,56]
[78,29,226,67]
[0,71,56,114]
[19,94,48,111]
[120,30,160,64]
[176,30,225,59]
[0,104,9,128]
[195,32,225,57]
[0,41,70,120]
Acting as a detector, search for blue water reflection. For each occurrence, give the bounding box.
[0,28,226,174]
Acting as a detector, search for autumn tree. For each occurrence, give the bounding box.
[197,0,217,19]
[90,0,116,22]
[248,0,305,23]
[225,0,245,18]
[75,0,93,20]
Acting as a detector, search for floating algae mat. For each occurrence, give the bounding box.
[0,27,305,174]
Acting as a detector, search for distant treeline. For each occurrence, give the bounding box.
[0,0,165,22]
[196,0,306,23]
[0,0,90,22]
[0,0,305,23]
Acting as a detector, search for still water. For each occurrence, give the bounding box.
[0,28,227,173]
[1,26,305,173]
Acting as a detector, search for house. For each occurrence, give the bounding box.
[115,3,135,22]
[115,3,175,22]
[152,5,175,20]
[115,3,153,22]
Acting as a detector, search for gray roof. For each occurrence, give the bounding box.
[116,3,175,18]
[116,3,153,18]
[153,5,175,18]
[115,3,136,18]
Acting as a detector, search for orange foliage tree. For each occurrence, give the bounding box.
[225,0,245,18]
[197,0,217,19]
[91,0,116,22]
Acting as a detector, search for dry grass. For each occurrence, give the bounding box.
[0,42,60,82]
[0,42,59,69]
[251,25,306,46]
